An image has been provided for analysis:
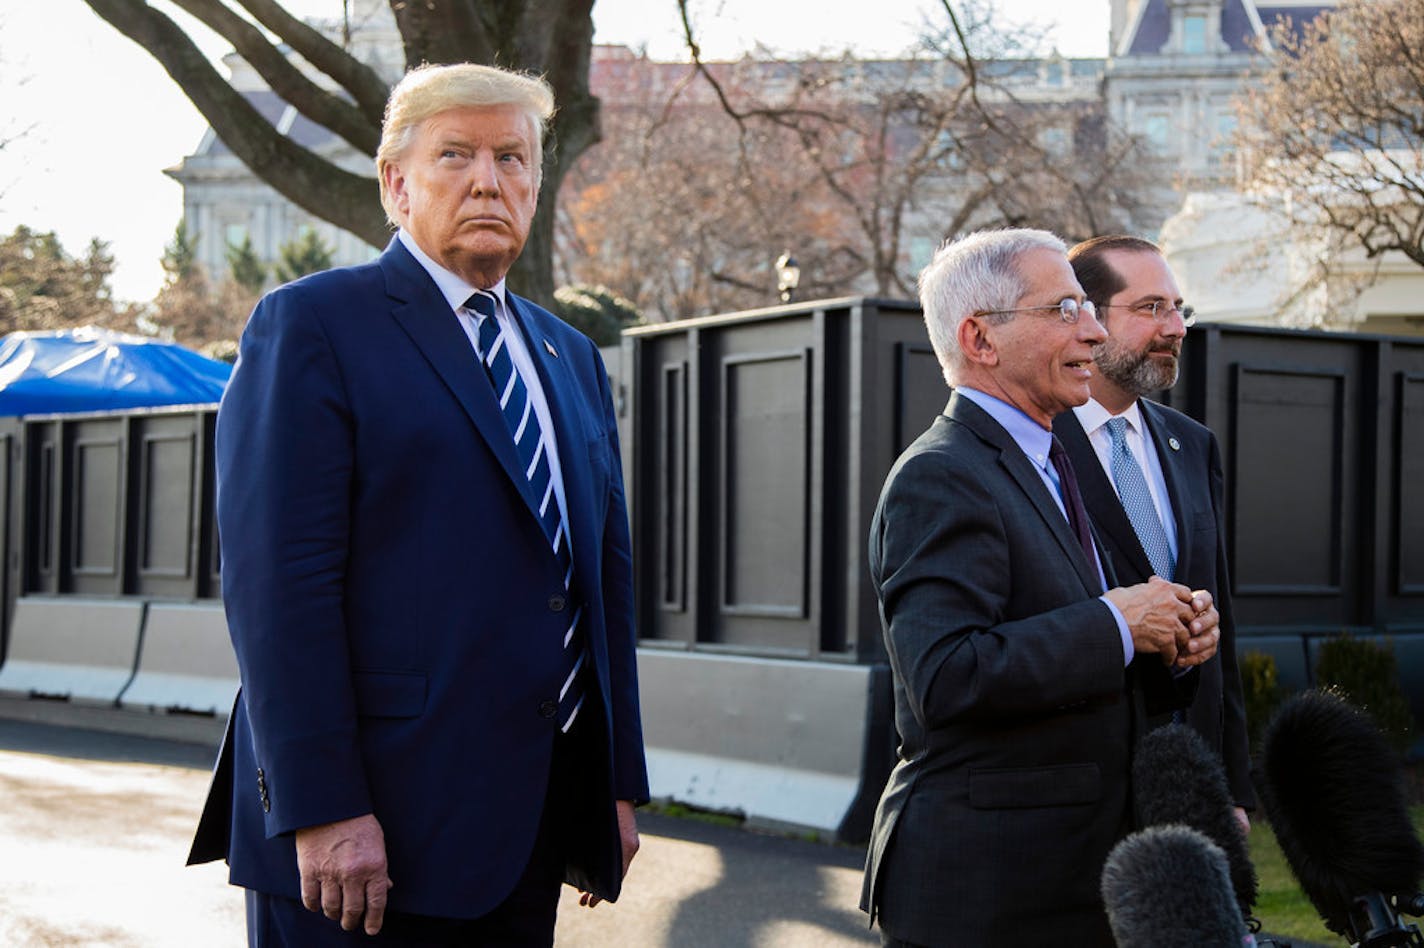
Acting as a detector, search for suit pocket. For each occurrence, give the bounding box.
[588,431,611,469]
[969,763,1101,809]
[351,669,427,719]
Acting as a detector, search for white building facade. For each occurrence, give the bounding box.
[171,0,1424,335]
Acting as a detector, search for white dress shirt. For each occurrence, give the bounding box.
[397,229,571,545]
[1071,397,1179,562]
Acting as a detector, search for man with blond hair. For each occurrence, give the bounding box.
[861,228,1221,946]
[188,62,647,946]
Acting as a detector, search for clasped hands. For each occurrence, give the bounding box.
[1104,575,1219,668]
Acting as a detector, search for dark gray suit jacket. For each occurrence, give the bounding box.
[1054,400,1255,809]
[862,393,1136,947]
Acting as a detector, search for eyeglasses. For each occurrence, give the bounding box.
[978,297,1098,324]
[1100,300,1197,328]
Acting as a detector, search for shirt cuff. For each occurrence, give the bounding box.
[1100,595,1133,667]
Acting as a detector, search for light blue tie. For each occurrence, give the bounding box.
[1105,417,1175,581]
[468,290,586,732]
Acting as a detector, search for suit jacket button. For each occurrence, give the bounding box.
[538,699,558,719]
[548,594,566,612]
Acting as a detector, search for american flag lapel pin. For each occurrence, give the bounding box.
[1168,436,1181,451]
[544,339,559,358]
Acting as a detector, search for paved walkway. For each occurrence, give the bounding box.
[0,710,875,947]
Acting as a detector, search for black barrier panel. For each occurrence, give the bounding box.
[627,299,929,662]
[202,411,221,599]
[68,417,126,597]
[1395,367,1424,597]
[626,307,1424,671]
[0,312,1418,678]
[1231,365,1347,595]
[13,408,218,607]
[24,421,60,595]
[894,342,945,455]
[0,421,15,663]
[1174,325,1424,638]
[720,348,810,621]
[130,412,217,600]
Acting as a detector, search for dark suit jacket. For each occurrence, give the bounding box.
[1054,401,1255,809]
[188,238,649,918]
[862,393,1135,947]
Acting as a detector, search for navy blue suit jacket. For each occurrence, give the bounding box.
[189,238,648,918]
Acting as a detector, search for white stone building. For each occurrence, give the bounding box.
[169,0,1424,336]
[165,0,402,284]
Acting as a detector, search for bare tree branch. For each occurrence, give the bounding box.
[240,0,390,122]
[170,0,380,154]
[83,0,387,246]
[1236,0,1424,273]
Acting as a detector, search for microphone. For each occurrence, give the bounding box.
[1134,723,1258,919]
[1102,825,1249,947]
[1258,689,1424,946]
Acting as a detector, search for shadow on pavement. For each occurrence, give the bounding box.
[0,715,218,770]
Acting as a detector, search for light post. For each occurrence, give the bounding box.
[775,251,801,303]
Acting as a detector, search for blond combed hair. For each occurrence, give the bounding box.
[376,62,556,224]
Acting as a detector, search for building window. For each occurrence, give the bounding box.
[1143,115,1170,150]
[1182,15,1208,54]
[1212,112,1238,167]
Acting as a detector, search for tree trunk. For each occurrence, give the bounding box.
[79,0,599,310]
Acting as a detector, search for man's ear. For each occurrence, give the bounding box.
[382,162,409,218]
[957,314,999,367]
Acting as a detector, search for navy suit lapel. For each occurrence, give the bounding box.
[379,241,546,520]
[949,395,1103,595]
[1054,411,1154,582]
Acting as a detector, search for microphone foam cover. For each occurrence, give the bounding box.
[1257,689,1424,937]
[1134,723,1257,915]
[1102,825,1247,947]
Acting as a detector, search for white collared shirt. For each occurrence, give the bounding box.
[397,230,570,546]
[1072,397,1178,560]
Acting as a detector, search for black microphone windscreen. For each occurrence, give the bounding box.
[1257,689,1424,938]
[1134,723,1257,916]
[1102,825,1247,947]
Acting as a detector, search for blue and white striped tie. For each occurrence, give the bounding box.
[467,290,586,732]
[1105,417,1175,581]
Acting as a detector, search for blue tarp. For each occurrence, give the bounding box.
[0,327,231,416]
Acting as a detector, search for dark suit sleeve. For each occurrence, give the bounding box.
[874,449,1126,730]
[216,287,372,837]
[1209,431,1256,808]
[592,346,649,804]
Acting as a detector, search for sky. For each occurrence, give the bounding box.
[0,0,1110,303]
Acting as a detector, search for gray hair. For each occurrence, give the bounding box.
[376,62,556,224]
[919,228,1067,385]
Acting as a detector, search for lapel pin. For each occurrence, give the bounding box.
[544,339,559,358]
[1168,436,1181,451]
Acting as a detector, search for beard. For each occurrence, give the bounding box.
[1093,337,1180,395]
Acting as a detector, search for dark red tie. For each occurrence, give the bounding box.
[1049,435,1097,569]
